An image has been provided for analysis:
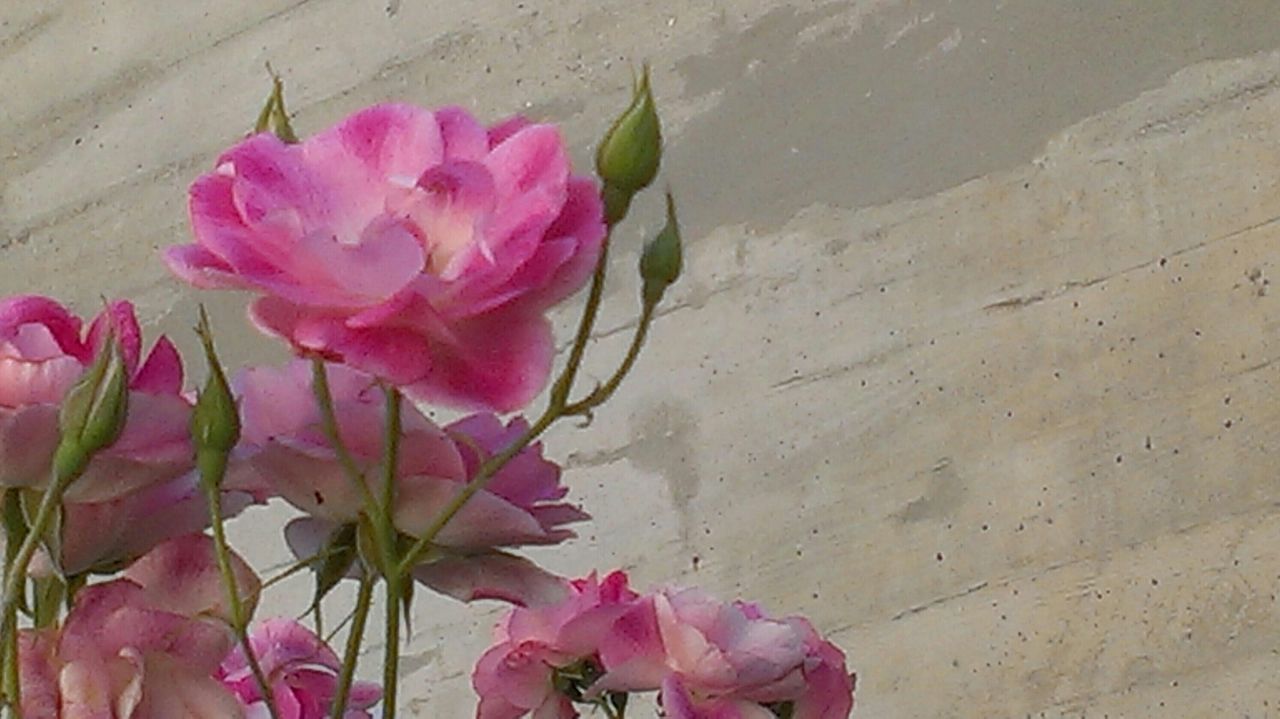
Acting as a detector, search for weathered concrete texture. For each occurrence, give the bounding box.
[7,1,1280,716]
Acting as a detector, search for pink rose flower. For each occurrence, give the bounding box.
[218,618,381,719]
[473,575,855,719]
[472,571,641,719]
[166,103,606,412]
[18,534,259,718]
[239,360,584,605]
[607,590,855,719]
[0,296,192,502]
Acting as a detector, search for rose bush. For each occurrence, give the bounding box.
[166,104,606,412]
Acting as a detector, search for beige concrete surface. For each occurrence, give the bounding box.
[7,1,1280,716]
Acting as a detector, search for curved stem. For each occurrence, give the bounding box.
[330,573,375,719]
[549,242,611,409]
[563,300,655,416]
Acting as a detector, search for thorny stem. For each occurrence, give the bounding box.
[563,300,656,416]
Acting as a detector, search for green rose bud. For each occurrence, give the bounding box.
[254,72,299,143]
[640,191,683,307]
[191,308,240,457]
[596,65,662,224]
[54,332,128,481]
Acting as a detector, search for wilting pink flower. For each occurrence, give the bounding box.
[18,534,258,718]
[239,360,584,605]
[218,618,380,719]
[0,296,192,501]
[167,103,606,412]
[473,574,855,719]
[472,571,641,719]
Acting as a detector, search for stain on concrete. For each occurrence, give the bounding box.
[669,0,1280,238]
[895,457,965,523]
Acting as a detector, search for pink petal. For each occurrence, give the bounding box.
[401,309,555,413]
[17,630,60,719]
[132,335,184,395]
[392,477,558,547]
[435,106,490,161]
[123,533,261,625]
[162,244,255,291]
[0,355,85,407]
[314,103,445,187]
[412,552,568,606]
[0,296,86,361]
[85,300,142,374]
[0,404,59,488]
[64,392,194,503]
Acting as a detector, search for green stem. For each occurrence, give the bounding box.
[377,385,402,719]
[0,464,79,664]
[563,300,655,416]
[310,358,378,514]
[201,452,281,719]
[330,573,375,719]
[381,575,402,719]
[549,242,611,409]
[2,609,16,718]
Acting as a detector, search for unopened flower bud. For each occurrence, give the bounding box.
[640,192,683,307]
[596,65,662,221]
[191,309,240,458]
[254,73,299,143]
[54,333,128,480]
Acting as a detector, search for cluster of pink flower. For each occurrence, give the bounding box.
[0,77,853,718]
[475,572,853,719]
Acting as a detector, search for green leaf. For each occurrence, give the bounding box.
[309,523,358,619]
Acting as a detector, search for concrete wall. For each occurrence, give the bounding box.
[6,1,1280,716]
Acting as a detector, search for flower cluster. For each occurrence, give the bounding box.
[0,70,854,719]
[473,572,854,718]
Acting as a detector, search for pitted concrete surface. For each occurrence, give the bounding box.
[7,2,1280,716]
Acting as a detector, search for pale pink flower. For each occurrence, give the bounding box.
[471,571,641,719]
[18,534,258,718]
[167,104,606,412]
[473,575,855,719]
[240,360,583,605]
[0,296,192,502]
[606,590,855,719]
[218,618,380,719]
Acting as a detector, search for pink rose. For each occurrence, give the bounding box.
[608,590,855,719]
[167,104,606,412]
[218,618,381,719]
[0,296,192,502]
[18,534,258,718]
[472,571,640,719]
[473,575,855,719]
[239,360,584,605]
